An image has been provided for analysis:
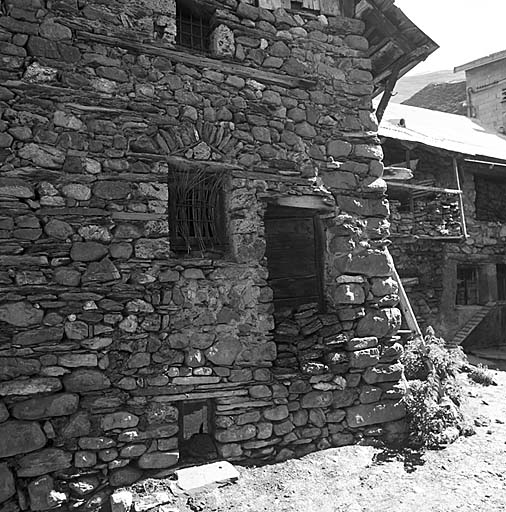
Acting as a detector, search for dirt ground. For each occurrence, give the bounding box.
[133,368,506,512]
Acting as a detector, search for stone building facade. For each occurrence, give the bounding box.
[381,105,506,346]
[0,0,433,509]
[455,49,506,133]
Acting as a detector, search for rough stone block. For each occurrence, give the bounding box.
[12,393,79,420]
[138,451,179,469]
[336,250,393,278]
[63,369,111,392]
[0,421,46,458]
[0,301,43,326]
[346,400,406,428]
[17,448,72,477]
[102,412,139,431]
[348,348,380,368]
[301,391,333,408]
[215,425,256,443]
[345,337,378,351]
[0,377,62,397]
[363,363,403,385]
[0,463,15,504]
[356,308,401,338]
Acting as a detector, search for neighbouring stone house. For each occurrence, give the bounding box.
[455,49,506,133]
[380,102,506,350]
[0,0,436,509]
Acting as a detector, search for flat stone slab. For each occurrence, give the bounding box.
[175,461,239,493]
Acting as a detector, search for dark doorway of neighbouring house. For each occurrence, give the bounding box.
[264,205,324,312]
[178,400,217,463]
[497,264,506,301]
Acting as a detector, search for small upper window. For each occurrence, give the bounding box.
[475,174,506,223]
[176,1,211,52]
[168,167,227,256]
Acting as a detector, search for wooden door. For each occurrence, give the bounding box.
[264,205,324,311]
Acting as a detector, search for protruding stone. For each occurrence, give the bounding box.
[346,401,406,428]
[348,348,380,368]
[363,363,403,384]
[356,308,401,338]
[0,421,46,458]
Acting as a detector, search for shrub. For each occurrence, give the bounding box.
[402,328,466,449]
[469,364,497,386]
[404,380,461,448]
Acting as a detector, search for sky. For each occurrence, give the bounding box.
[394,0,506,75]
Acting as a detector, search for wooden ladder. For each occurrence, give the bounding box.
[387,250,422,339]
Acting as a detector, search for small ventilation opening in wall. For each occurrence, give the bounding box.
[178,400,217,463]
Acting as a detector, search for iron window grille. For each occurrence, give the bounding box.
[176,1,211,52]
[168,167,227,256]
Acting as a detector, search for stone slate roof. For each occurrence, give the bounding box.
[402,81,468,116]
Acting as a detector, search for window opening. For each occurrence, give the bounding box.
[168,167,227,256]
[456,265,479,305]
[475,174,506,223]
[497,264,506,301]
[178,400,216,463]
[176,1,211,51]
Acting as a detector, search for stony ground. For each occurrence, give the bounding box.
[128,367,506,512]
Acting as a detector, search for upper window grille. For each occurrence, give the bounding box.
[176,1,211,52]
[168,167,226,256]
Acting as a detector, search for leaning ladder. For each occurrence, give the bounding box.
[386,249,422,338]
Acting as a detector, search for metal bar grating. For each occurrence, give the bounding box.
[176,3,210,51]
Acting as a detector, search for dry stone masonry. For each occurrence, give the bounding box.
[0,0,405,509]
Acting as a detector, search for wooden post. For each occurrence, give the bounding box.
[386,249,422,338]
[452,157,468,239]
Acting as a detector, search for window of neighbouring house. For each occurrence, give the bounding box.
[497,264,506,301]
[168,167,227,256]
[176,0,212,52]
[474,174,506,223]
[456,264,479,305]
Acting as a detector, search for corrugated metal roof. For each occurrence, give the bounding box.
[378,102,506,161]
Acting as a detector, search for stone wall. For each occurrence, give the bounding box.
[0,0,404,509]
